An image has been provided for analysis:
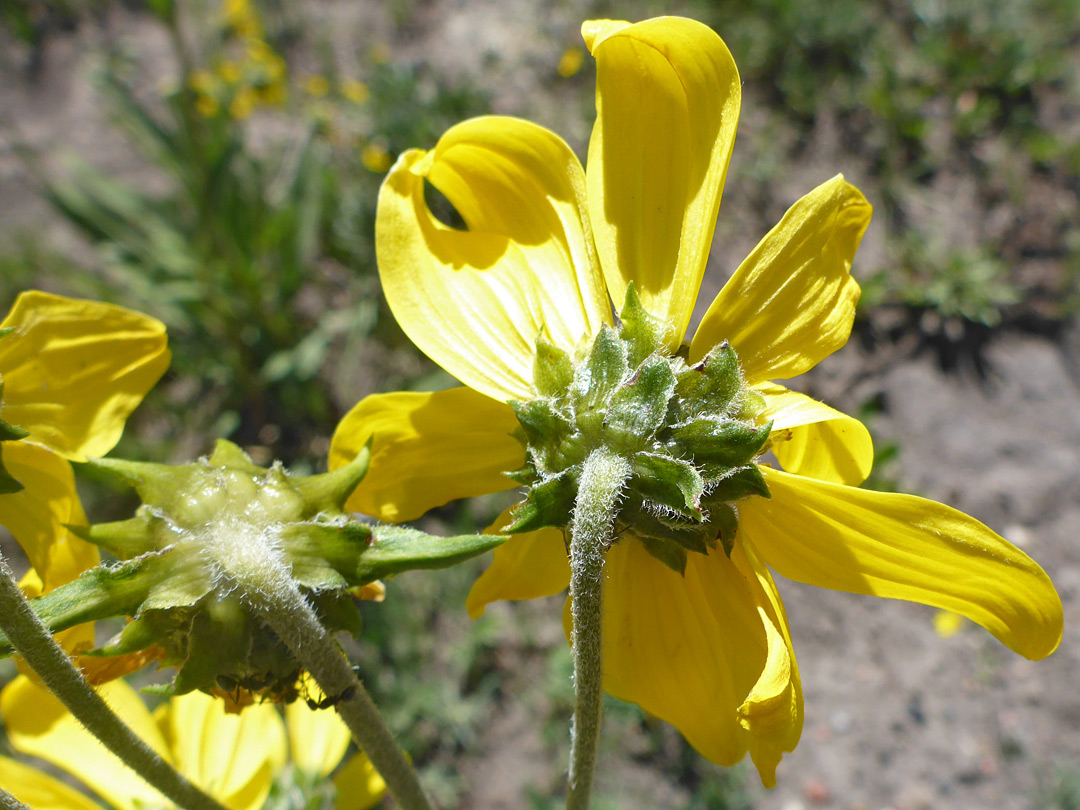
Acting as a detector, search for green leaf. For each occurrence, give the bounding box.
[506,473,577,533]
[630,453,704,519]
[0,553,172,657]
[618,282,665,367]
[669,418,773,468]
[709,503,739,557]
[86,457,204,510]
[534,336,575,398]
[675,341,742,419]
[635,534,688,575]
[294,439,371,512]
[72,508,162,560]
[618,502,712,555]
[607,356,676,445]
[354,526,508,583]
[0,444,24,495]
[511,398,572,458]
[207,439,264,475]
[573,325,628,418]
[702,465,771,502]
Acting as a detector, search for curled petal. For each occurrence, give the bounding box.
[583,536,801,785]
[377,117,607,401]
[330,387,523,523]
[584,17,740,347]
[466,508,570,619]
[757,382,874,485]
[691,176,870,381]
[741,466,1063,660]
[0,291,170,461]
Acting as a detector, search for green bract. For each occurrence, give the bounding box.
[0,440,504,699]
[508,286,773,574]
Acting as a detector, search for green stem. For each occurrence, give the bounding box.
[217,546,434,810]
[1,786,31,810]
[0,559,228,810]
[566,448,631,810]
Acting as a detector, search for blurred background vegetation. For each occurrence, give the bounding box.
[0,0,1078,807]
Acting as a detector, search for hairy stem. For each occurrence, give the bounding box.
[0,786,31,810]
[217,545,434,810]
[0,559,228,810]
[566,448,631,810]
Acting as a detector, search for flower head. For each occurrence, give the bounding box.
[330,16,1063,785]
[0,674,385,810]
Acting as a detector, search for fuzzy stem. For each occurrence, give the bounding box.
[0,559,228,810]
[218,546,434,810]
[566,448,631,810]
[1,787,31,810]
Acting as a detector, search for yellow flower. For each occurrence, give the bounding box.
[556,46,585,78]
[342,79,371,105]
[229,86,257,120]
[0,292,169,593]
[0,675,386,810]
[361,142,392,173]
[329,17,1063,785]
[303,74,331,98]
[222,0,262,40]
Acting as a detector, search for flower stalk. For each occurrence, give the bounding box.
[210,525,434,810]
[566,448,631,810]
[0,786,31,810]
[0,558,228,810]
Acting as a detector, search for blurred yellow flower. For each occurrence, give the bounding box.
[218,59,242,85]
[368,43,391,65]
[222,0,262,40]
[556,46,585,77]
[189,69,217,95]
[342,78,371,105]
[229,86,257,120]
[195,93,220,118]
[303,74,331,98]
[331,16,1063,786]
[934,609,969,638]
[361,142,392,173]
[0,676,386,810]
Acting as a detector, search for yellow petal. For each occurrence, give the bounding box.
[285,697,352,777]
[0,755,104,810]
[736,538,803,786]
[742,466,1063,660]
[0,291,170,461]
[584,17,740,347]
[593,537,801,785]
[691,176,871,381]
[465,508,570,619]
[334,753,388,810]
[376,115,608,402]
[165,691,286,810]
[756,381,874,485]
[0,441,97,592]
[331,387,523,523]
[1,675,169,810]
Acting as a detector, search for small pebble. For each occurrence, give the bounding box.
[804,778,831,804]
